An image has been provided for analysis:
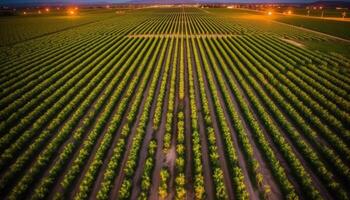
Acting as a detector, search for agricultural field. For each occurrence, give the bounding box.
[268,11,350,40]
[275,7,348,18]
[0,8,120,46]
[0,6,350,200]
[273,16,350,40]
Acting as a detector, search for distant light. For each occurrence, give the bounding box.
[106,5,110,9]
[23,11,27,15]
[268,11,272,16]
[227,6,233,9]
[67,7,78,15]
[319,6,323,9]
[56,7,60,10]
[287,10,292,15]
[45,8,50,12]
[38,10,42,14]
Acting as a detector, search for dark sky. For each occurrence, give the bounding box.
[1,0,350,4]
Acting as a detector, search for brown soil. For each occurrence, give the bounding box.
[192,38,235,200]
[0,37,128,197]
[129,40,172,200]
[166,38,180,200]
[47,38,147,199]
[224,36,336,198]
[183,37,195,200]
[236,41,335,199]
[27,52,121,198]
[87,54,156,200]
[281,38,305,48]
[148,39,176,200]
[212,38,283,199]
[110,39,169,200]
[188,38,215,200]
[199,38,260,200]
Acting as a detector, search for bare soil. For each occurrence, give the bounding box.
[200,38,259,200]
[129,40,172,200]
[183,37,195,200]
[188,38,215,200]
[213,38,283,199]
[192,38,235,200]
[148,39,176,200]
[110,39,169,200]
[225,36,334,198]
[281,38,305,48]
[47,38,147,199]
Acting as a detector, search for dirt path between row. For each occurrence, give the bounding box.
[87,39,162,200]
[231,39,335,198]
[249,73,334,200]
[222,37,334,198]
[148,45,174,199]
[183,37,195,200]
[192,38,235,200]
[0,36,132,198]
[199,38,259,200]
[212,38,284,199]
[223,37,305,197]
[26,39,129,198]
[188,38,215,200]
[129,40,172,199]
[47,38,147,199]
[166,37,181,200]
[110,39,168,200]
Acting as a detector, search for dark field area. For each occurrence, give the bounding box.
[274,15,350,40]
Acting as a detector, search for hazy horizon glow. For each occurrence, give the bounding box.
[1,0,350,6]
[3,0,349,5]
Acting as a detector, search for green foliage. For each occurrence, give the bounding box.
[1,7,349,200]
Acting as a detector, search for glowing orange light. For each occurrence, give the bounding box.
[38,10,42,14]
[66,8,76,15]
[287,10,292,15]
[23,11,27,15]
[268,11,272,16]
[45,8,50,12]
[75,7,78,10]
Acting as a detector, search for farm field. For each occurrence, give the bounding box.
[0,9,120,46]
[269,13,350,40]
[214,8,350,41]
[0,7,350,200]
[275,7,349,18]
